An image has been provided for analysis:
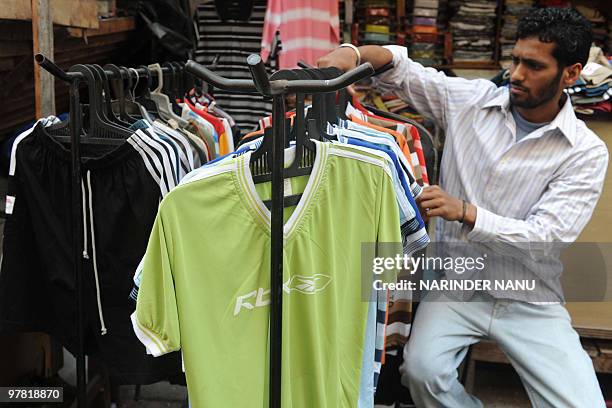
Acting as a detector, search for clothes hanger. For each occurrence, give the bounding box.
[325,66,349,120]
[291,68,321,143]
[104,64,139,123]
[90,63,132,128]
[46,64,130,145]
[134,65,162,117]
[85,64,133,139]
[171,62,185,102]
[312,67,338,126]
[162,62,182,115]
[250,69,295,184]
[299,67,339,141]
[119,66,144,119]
[149,63,187,125]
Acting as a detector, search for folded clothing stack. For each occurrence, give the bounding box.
[359,0,396,45]
[499,0,534,69]
[449,0,497,63]
[536,0,570,5]
[409,0,448,66]
[575,4,608,52]
[608,20,612,53]
[569,59,612,116]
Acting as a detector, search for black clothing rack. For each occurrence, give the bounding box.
[185,56,375,408]
[34,54,177,408]
[35,52,376,408]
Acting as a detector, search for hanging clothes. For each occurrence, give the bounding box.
[195,0,274,131]
[261,0,341,69]
[132,140,403,407]
[0,122,186,384]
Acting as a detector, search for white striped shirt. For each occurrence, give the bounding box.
[377,45,609,302]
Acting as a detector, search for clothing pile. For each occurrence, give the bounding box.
[608,20,612,53]
[575,4,608,52]
[568,47,612,116]
[449,0,498,63]
[536,0,569,5]
[499,0,534,69]
[358,0,396,45]
[409,0,448,67]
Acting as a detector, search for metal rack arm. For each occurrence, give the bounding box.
[184,60,259,93]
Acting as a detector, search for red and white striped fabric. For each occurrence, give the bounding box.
[261,0,340,69]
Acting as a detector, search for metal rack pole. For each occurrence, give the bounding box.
[35,56,88,408]
[247,54,284,408]
[35,53,180,83]
[68,78,86,408]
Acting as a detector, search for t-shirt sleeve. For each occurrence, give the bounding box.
[376,164,402,245]
[374,163,403,281]
[131,212,181,357]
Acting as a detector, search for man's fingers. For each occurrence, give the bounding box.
[418,198,442,209]
[416,190,439,203]
[425,208,445,218]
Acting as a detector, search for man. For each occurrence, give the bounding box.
[319,7,608,407]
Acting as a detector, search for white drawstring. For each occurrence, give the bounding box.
[81,181,89,259]
[86,170,108,335]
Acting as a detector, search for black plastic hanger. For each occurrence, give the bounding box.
[315,68,340,126]
[118,66,144,120]
[134,65,162,116]
[326,66,349,120]
[171,62,184,100]
[162,62,182,115]
[46,64,130,145]
[104,64,139,123]
[250,69,295,184]
[90,64,131,128]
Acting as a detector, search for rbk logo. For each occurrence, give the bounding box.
[233,274,332,316]
[283,274,332,294]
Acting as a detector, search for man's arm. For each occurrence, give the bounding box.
[317,45,394,72]
[467,145,608,246]
[318,45,497,130]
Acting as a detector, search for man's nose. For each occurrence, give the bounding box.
[510,64,526,83]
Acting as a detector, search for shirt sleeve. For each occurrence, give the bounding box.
[376,162,403,267]
[466,144,609,257]
[374,45,498,130]
[131,212,181,357]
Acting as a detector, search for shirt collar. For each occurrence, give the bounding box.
[482,90,510,110]
[482,88,577,146]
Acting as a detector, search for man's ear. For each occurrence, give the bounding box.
[563,63,582,87]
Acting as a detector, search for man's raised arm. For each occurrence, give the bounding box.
[317,45,498,130]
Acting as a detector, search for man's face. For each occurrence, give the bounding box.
[509,37,564,109]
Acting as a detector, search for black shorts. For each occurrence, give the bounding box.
[0,122,183,384]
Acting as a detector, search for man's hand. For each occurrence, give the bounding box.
[317,45,394,72]
[416,185,476,227]
[317,47,359,72]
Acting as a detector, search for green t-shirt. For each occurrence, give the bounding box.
[132,141,401,407]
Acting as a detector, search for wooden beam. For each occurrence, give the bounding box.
[67,17,136,39]
[32,0,56,118]
[1,1,99,29]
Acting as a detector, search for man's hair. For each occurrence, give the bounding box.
[517,7,593,68]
